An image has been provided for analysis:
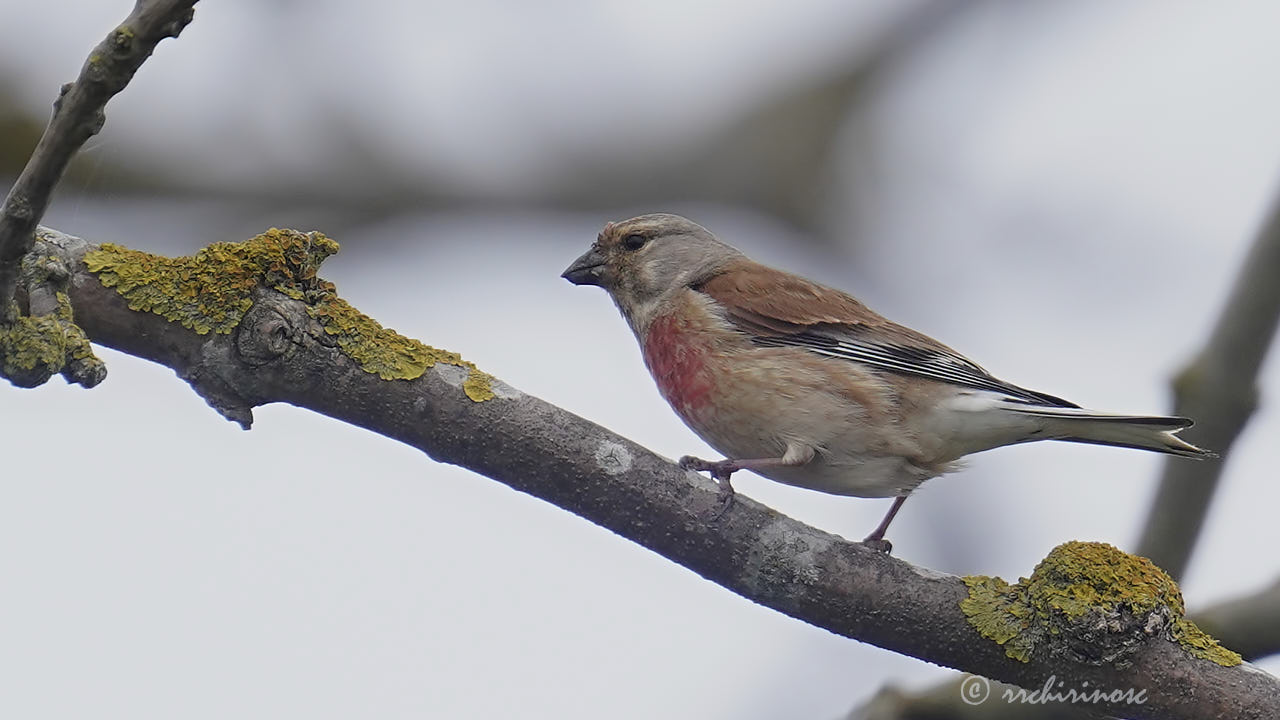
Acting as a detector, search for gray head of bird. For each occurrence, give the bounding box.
[562,213,743,330]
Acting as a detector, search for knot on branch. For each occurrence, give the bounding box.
[236,294,303,366]
[157,8,197,40]
[0,242,106,388]
[960,541,1241,667]
[0,306,99,387]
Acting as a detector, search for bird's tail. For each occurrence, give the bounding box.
[1005,405,1215,458]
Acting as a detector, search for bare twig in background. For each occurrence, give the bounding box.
[1195,578,1280,663]
[0,2,972,242]
[1135,191,1280,579]
[0,0,198,318]
[845,574,1280,720]
[850,682,1101,720]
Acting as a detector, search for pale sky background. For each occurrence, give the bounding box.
[2,1,1279,719]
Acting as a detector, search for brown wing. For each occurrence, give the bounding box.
[695,259,949,348]
[695,260,1078,407]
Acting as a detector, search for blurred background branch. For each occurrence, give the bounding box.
[0,1,968,241]
[1135,186,1280,579]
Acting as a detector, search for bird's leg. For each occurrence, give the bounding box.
[679,444,814,519]
[677,456,749,515]
[862,495,908,554]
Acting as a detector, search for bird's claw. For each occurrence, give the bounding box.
[679,455,737,521]
[861,537,893,554]
[708,482,736,521]
[678,454,716,473]
[678,455,736,479]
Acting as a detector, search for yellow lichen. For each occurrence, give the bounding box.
[308,293,495,399]
[0,301,100,388]
[0,312,65,378]
[1171,617,1244,667]
[960,575,1035,662]
[84,229,493,400]
[960,541,1241,667]
[462,371,496,403]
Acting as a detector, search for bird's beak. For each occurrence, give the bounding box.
[561,247,607,287]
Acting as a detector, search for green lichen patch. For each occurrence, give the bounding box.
[960,575,1037,662]
[960,541,1241,667]
[84,229,493,401]
[1171,615,1244,667]
[309,295,494,401]
[84,228,339,335]
[0,302,100,388]
[0,311,65,387]
[113,25,136,46]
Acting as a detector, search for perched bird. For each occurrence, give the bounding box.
[561,213,1210,550]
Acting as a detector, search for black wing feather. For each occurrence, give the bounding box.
[752,332,1078,408]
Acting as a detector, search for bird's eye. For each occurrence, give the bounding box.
[622,234,647,251]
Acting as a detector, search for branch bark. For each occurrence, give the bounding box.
[847,575,1280,719]
[0,0,198,316]
[1135,190,1280,579]
[15,225,1280,720]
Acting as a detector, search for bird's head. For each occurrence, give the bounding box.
[562,213,743,331]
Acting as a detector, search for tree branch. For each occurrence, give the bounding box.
[16,225,1280,720]
[847,575,1280,719]
[0,0,198,317]
[1135,189,1280,579]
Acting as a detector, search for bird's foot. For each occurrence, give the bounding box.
[679,455,737,520]
[709,478,736,521]
[860,496,906,554]
[860,537,894,554]
[679,455,735,477]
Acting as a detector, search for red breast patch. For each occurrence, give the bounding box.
[642,313,714,418]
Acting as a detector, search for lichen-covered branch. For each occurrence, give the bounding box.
[847,575,1280,720]
[22,225,1280,720]
[0,0,198,315]
[1136,191,1280,579]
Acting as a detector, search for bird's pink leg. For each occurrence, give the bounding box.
[678,445,813,519]
[861,495,908,554]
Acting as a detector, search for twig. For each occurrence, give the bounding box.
[0,0,198,318]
